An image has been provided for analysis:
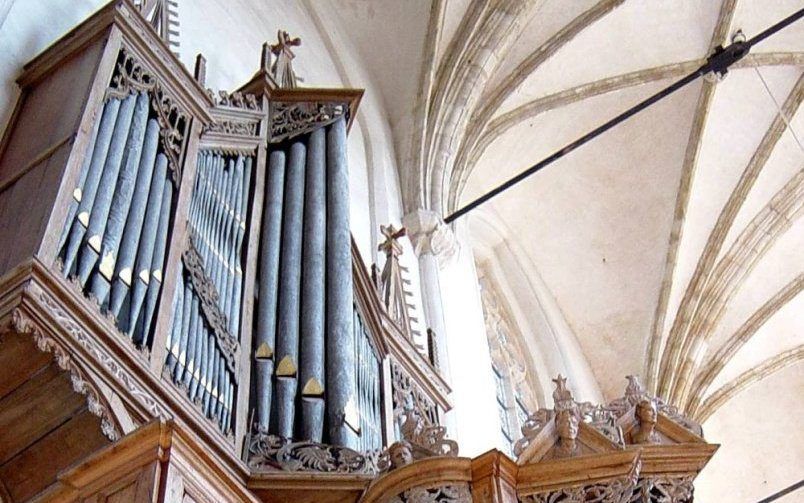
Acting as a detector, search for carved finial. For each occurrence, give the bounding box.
[624,375,644,404]
[194,54,207,87]
[379,224,406,258]
[552,374,574,410]
[261,42,271,71]
[270,30,302,88]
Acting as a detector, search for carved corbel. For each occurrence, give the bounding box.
[9,308,122,441]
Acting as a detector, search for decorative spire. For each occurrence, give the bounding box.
[552,374,574,410]
[269,30,302,88]
[137,0,181,58]
[377,225,421,350]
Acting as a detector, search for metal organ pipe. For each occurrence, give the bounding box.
[275,140,306,437]
[254,149,286,430]
[300,126,326,442]
[325,117,357,448]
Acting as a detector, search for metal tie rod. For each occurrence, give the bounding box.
[444,7,804,224]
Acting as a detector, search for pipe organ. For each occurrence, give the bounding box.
[0,2,717,502]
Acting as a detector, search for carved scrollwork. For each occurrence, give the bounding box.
[246,425,382,474]
[212,90,261,110]
[391,361,438,426]
[397,407,459,459]
[629,476,694,503]
[182,240,239,375]
[520,457,641,503]
[202,119,259,137]
[389,483,472,503]
[10,308,122,442]
[106,47,188,187]
[269,100,347,143]
[31,285,164,420]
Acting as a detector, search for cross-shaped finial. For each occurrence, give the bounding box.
[379,224,407,257]
[269,30,302,88]
[271,30,301,58]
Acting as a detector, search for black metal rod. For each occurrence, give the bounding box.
[444,8,804,224]
[757,478,804,503]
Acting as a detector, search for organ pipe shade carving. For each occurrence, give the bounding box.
[57,48,185,351]
[250,116,381,452]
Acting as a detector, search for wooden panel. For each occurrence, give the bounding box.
[0,332,52,399]
[0,36,104,187]
[0,408,108,502]
[0,139,72,276]
[0,362,86,464]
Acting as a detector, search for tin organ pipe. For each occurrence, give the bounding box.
[76,93,146,287]
[254,149,286,430]
[127,155,169,337]
[137,184,173,346]
[89,116,160,304]
[230,157,252,334]
[274,140,306,438]
[58,106,103,254]
[300,126,326,442]
[165,280,183,374]
[326,117,357,447]
[62,98,123,274]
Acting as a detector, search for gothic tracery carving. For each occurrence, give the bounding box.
[182,240,239,376]
[107,47,188,186]
[269,101,347,143]
[391,361,438,426]
[389,483,472,503]
[202,119,259,137]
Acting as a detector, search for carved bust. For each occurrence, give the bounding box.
[633,398,660,444]
[388,441,414,469]
[554,409,579,458]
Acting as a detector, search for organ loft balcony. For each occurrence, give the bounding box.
[0,2,716,502]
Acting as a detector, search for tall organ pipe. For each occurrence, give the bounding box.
[274,140,306,438]
[299,127,326,442]
[230,157,252,335]
[108,124,162,317]
[62,98,123,273]
[254,149,286,430]
[58,107,102,254]
[88,96,153,302]
[325,117,356,447]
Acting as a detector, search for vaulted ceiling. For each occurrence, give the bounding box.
[325,0,804,500]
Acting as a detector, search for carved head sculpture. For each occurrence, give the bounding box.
[555,408,579,441]
[633,398,659,444]
[388,441,414,469]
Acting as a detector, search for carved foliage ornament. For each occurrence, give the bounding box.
[391,361,438,426]
[182,240,239,376]
[202,119,259,137]
[107,48,188,187]
[520,457,641,503]
[10,308,122,442]
[246,426,382,474]
[397,407,459,459]
[30,285,164,419]
[389,483,472,503]
[269,100,347,143]
[210,90,261,110]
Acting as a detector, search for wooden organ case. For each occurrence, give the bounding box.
[0,1,715,502]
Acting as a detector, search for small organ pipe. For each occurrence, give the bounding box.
[165,280,184,374]
[173,286,193,383]
[127,156,168,336]
[137,184,173,346]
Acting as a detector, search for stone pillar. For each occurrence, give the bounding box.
[402,210,456,409]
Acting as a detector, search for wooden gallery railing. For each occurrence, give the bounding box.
[0,0,451,481]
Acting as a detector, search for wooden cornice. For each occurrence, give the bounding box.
[237,68,363,132]
[516,449,639,495]
[17,0,214,123]
[360,457,474,503]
